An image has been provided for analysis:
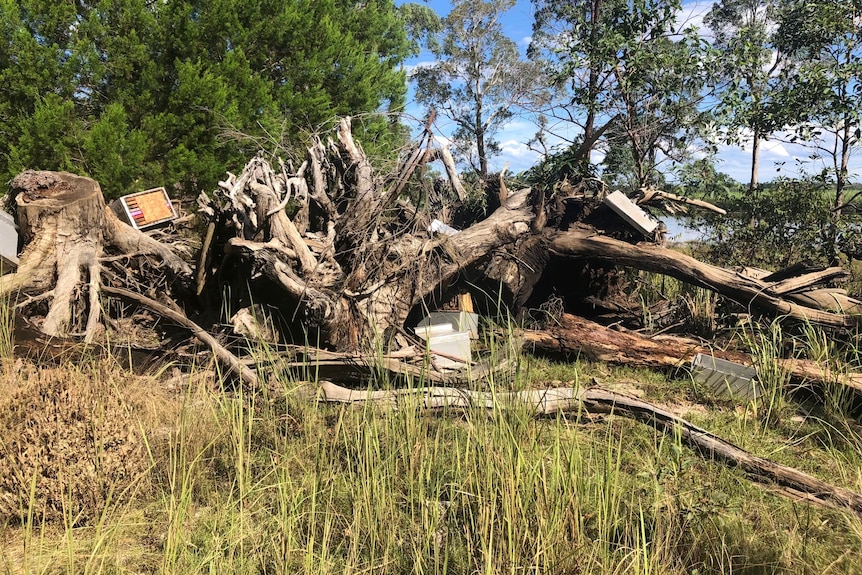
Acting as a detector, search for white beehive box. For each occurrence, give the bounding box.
[0,210,19,273]
[416,311,479,339]
[691,353,762,401]
[603,190,660,236]
[415,323,472,369]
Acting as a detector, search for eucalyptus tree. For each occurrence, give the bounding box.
[773,0,862,215]
[412,0,545,177]
[705,0,783,192]
[530,0,709,188]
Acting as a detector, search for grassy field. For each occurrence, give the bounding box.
[2,318,862,575]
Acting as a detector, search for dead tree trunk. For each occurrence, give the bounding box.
[522,313,862,395]
[550,233,862,328]
[2,171,190,341]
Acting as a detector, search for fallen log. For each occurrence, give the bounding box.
[314,380,862,521]
[242,345,515,386]
[102,286,260,387]
[550,234,861,328]
[521,313,862,394]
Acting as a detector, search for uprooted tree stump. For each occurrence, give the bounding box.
[5,117,862,362]
[1,171,190,342]
[7,121,862,529]
[198,118,533,351]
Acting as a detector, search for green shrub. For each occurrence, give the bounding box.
[694,177,861,269]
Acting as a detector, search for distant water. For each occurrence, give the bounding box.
[662,217,706,243]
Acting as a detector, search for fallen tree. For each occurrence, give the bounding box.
[6,117,862,393]
[522,312,862,395]
[198,118,533,351]
[313,380,862,521]
[549,233,862,328]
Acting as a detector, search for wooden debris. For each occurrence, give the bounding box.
[549,234,862,328]
[636,187,727,215]
[102,286,259,387]
[521,313,862,395]
[200,117,533,351]
[1,171,189,342]
[314,380,862,521]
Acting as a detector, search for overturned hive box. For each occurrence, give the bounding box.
[692,353,762,401]
[115,187,177,230]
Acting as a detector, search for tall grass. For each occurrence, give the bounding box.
[2,330,862,574]
[739,318,793,427]
[0,293,14,361]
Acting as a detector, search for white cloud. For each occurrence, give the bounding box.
[677,1,711,32]
[762,140,791,158]
[432,134,454,148]
[403,60,437,77]
[492,140,540,173]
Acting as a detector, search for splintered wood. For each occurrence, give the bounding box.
[198,118,533,351]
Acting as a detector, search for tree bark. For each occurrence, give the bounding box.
[202,118,533,351]
[2,171,190,341]
[750,127,761,193]
[521,313,862,395]
[550,233,861,328]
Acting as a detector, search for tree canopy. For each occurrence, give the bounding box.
[0,0,415,198]
[412,0,544,178]
[704,0,783,191]
[1,0,859,202]
[530,0,709,189]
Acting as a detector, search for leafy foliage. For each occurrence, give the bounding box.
[704,0,784,191]
[412,0,545,177]
[673,157,742,200]
[0,0,416,198]
[523,141,602,195]
[696,177,862,268]
[772,0,862,209]
[530,0,710,188]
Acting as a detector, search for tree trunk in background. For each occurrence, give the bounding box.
[750,127,761,193]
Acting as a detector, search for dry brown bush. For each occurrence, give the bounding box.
[0,359,150,525]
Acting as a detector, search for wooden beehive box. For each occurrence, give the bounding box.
[118,187,178,230]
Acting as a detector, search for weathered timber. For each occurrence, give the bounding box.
[2,171,189,341]
[766,267,849,295]
[103,286,259,387]
[636,187,727,215]
[550,234,860,328]
[315,380,862,520]
[203,118,533,351]
[521,313,862,394]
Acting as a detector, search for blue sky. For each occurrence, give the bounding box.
[399,0,862,185]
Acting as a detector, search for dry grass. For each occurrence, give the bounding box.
[0,358,151,526]
[1,333,862,574]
